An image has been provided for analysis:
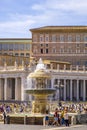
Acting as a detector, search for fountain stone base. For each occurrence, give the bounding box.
[32,95,49,114]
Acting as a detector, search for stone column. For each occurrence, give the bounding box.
[80,80,83,99]
[21,77,25,101]
[70,79,72,101]
[64,79,66,101]
[76,80,79,101]
[15,78,18,100]
[51,78,54,88]
[0,79,3,100]
[83,80,86,101]
[4,78,7,100]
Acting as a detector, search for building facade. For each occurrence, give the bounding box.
[0,38,32,57]
[30,26,87,66]
[0,26,87,102]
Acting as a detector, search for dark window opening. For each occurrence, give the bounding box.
[46,49,48,53]
[41,49,43,54]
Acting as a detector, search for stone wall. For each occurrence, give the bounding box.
[75,114,87,124]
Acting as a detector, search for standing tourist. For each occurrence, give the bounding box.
[64,110,69,126]
[43,110,49,126]
[52,108,60,126]
[3,110,7,124]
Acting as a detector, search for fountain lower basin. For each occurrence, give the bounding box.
[25,88,56,95]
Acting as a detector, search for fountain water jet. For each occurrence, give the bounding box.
[26,58,56,114]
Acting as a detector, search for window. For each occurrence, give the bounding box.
[76,43,80,47]
[85,61,87,66]
[40,44,43,47]
[60,48,64,53]
[41,49,43,54]
[26,53,29,57]
[84,35,87,42]
[77,61,80,65]
[68,35,72,42]
[60,35,64,42]
[76,35,80,42]
[52,35,56,42]
[45,35,49,42]
[14,44,19,50]
[19,44,24,50]
[15,53,19,56]
[40,35,44,42]
[2,44,8,50]
[20,53,24,56]
[46,49,48,53]
[26,44,30,50]
[8,44,13,51]
[46,44,48,47]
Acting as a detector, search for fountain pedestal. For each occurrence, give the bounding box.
[32,96,48,113]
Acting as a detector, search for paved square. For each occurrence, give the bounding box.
[0,124,87,130]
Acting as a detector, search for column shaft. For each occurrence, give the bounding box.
[77,80,79,101]
[70,80,72,101]
[15,78,18,100]
[21,77,25,101]
[83,80,86,101]
[4,78,7,100]
[51,78,54,88]
[64,79,66,101]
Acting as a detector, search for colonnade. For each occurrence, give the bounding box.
[0,68,87,102]
[53,78,87,101]
[0,77,25,101]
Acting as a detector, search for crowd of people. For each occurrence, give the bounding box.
[0,102,31,123]
[0,101,87,125]
[44,107,70,127]
[44,102,87,127]
[50,101,87,114]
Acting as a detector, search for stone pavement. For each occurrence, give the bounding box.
[0,124,87,130]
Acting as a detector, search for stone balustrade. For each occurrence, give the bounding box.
[0,61,87,72]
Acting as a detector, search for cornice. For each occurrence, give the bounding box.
[30,26,87,33]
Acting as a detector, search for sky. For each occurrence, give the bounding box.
[0,0,87,38]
